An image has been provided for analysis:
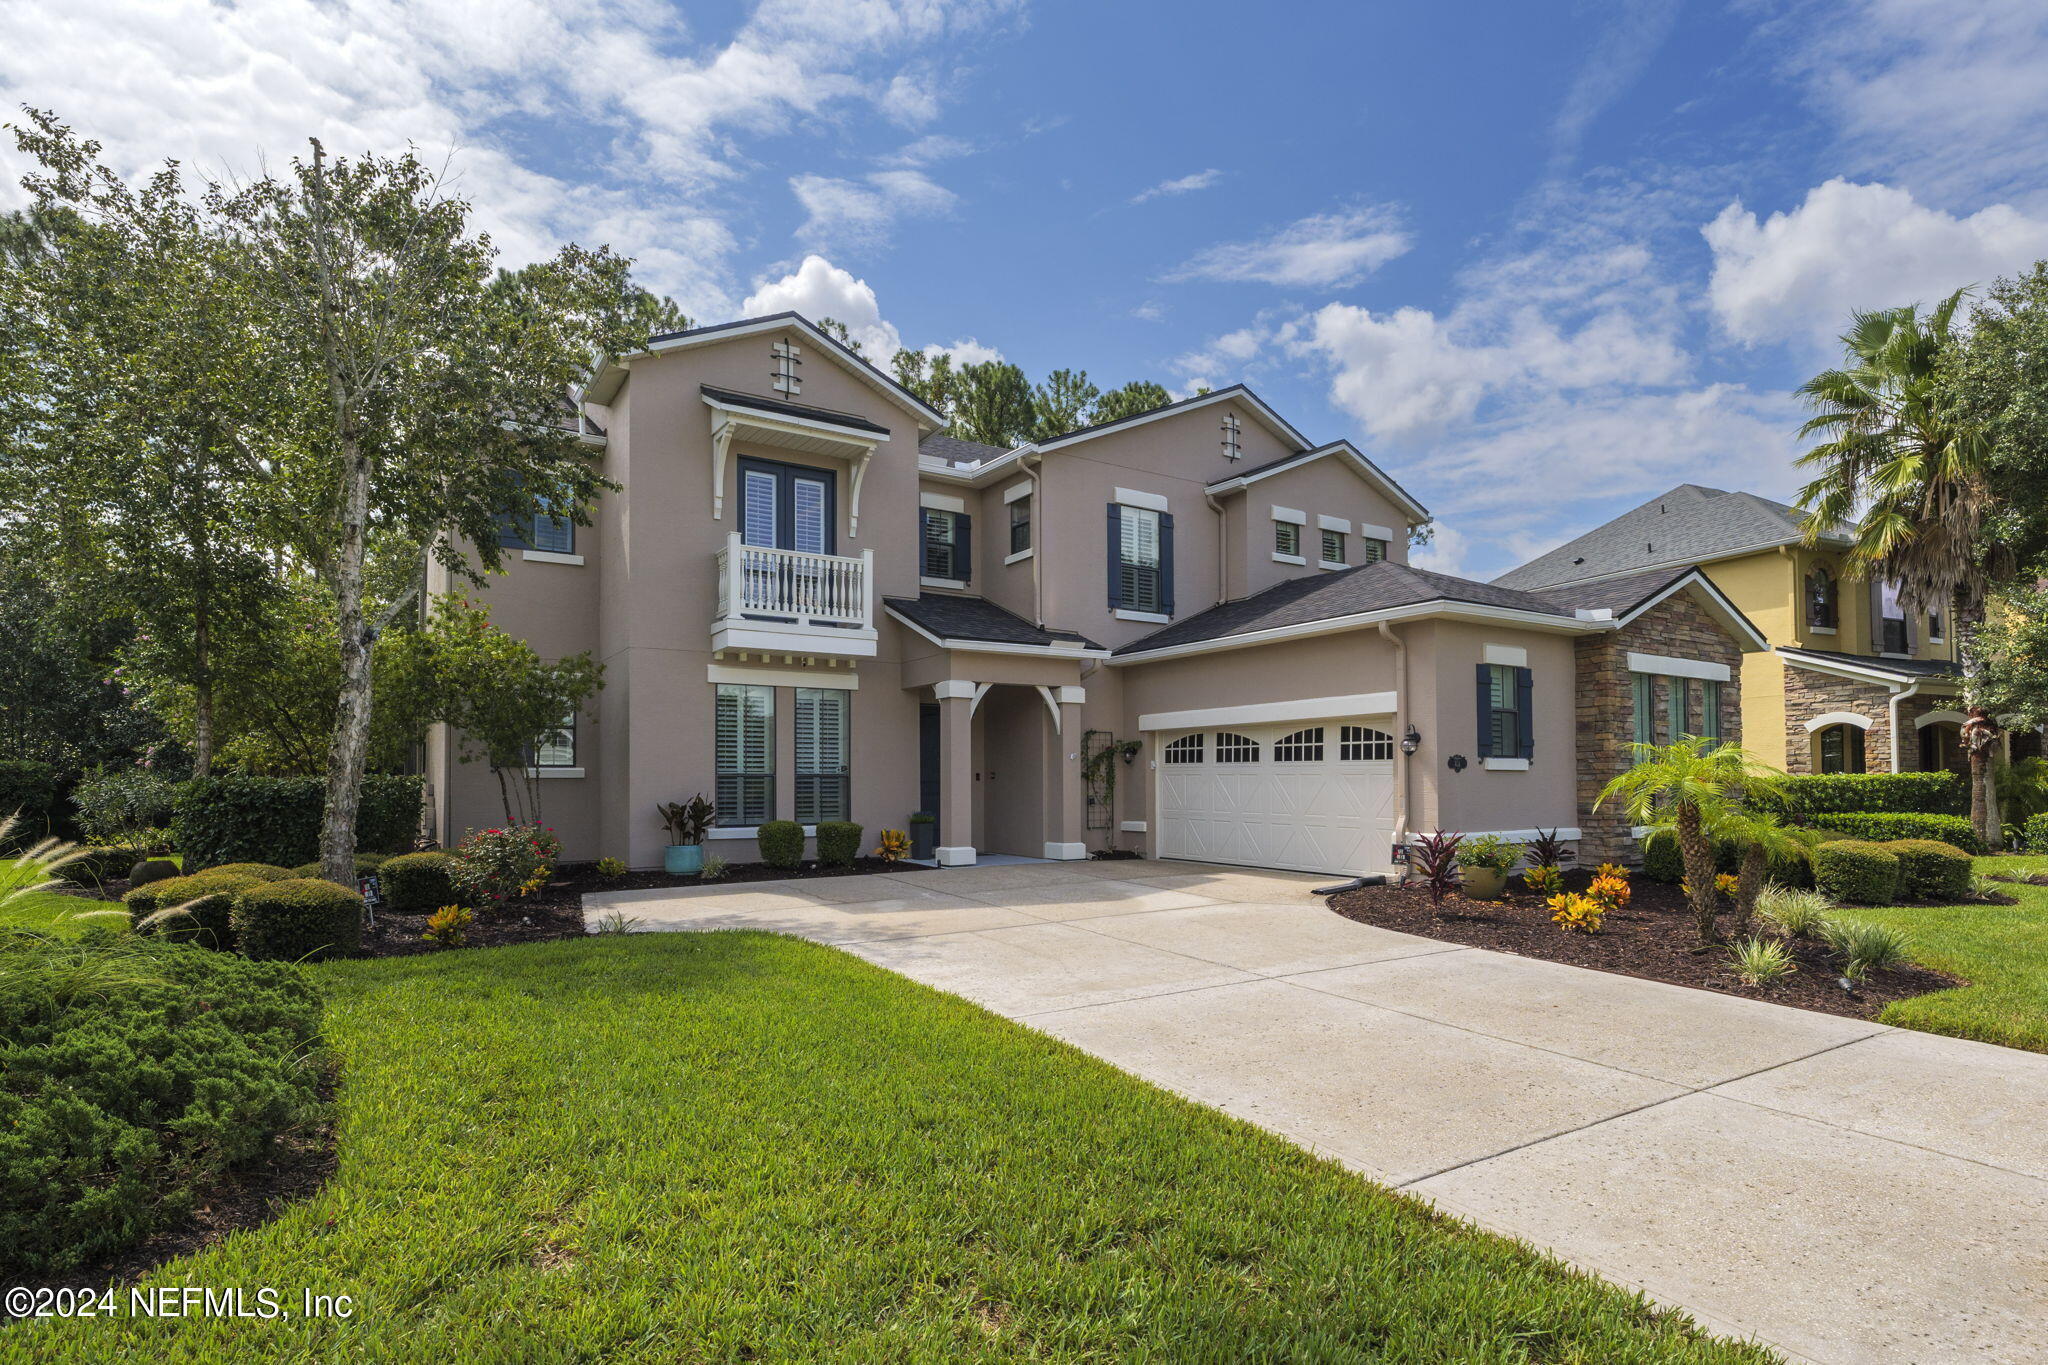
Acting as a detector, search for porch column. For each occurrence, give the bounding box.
[1043,686,1088,860]
[933,680,978,866]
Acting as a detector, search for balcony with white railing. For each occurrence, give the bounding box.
[712,532,878,657]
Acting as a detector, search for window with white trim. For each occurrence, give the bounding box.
[1481,663,1528,758]
[1274,726,1325,762]
[1339,726,1393,761]
[1320,528,1346,565]
[1162,734,1205,765]
[922,508,968,582]
[532,711,576,767]
[714,684,774,825]
[771,339,802,395]
[1362,537,1388,563]
[1214,732,1259,763]
[1119,506,1163,612]
[1009,496,1032,554]
[1275,520,1300,557]
[794,688,849,823]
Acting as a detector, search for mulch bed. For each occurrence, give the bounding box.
[1329,866,1964,1023]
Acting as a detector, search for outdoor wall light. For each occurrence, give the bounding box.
[1400,726,1421,756]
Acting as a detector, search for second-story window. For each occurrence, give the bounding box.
[1362,537,1388,563]
[1879,580,1908,653]
[1927,598,1946,642]
[1321,527,1346,567]
[771,339,802,395]
[1806,566,1838,630]
[921,508,970,583]
[1116,506,1165,613]
[1009,496,1032,555]
[1275,520,1300,557]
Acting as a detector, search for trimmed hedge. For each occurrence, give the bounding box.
[1807,811,1983,853]
[230,878,365,962]
[0,759,62,844]
[379,851,458,911]
[191,861,295,882]
[0,930,324,1274]
[125,871,266,951]
[758,820,805,870]
[1641,828,1819,888]
[2026,813,2048,853]
[175,774,424,868]
[816,821,863,868]
[1769,771,1966,818]
[287,853,391,881]
[1884,839,1974,901]
[57,844,154,887]
[1813,840,1903,905]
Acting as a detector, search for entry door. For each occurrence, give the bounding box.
[1157,718,1397,875]
[739,458,834,553]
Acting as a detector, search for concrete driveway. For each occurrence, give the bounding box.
[587,860,2048,1365]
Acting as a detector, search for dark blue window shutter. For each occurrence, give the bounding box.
[1159,512,1176,615]
[1475,664,1494,757]
[956,514,972,585]
[1106,503,1122,608]
[1515,666,1534,759]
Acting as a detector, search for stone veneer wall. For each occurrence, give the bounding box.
[1574,591,1744,864]
[1783,670,1964,774]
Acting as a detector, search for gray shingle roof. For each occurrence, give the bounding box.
[1778,647,1961,680]
[1494,485,1847,591]
[1525,565,1698,617]
[1113,561,1573,656]
[701,384,890,435]
[918,433,1012,467]
[885,595,1104,651]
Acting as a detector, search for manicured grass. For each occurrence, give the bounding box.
[0,889,117,939]
[8,932,1773,1363]
[1853,855,2048,1054]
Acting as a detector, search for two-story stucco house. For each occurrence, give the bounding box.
[425,315,1769,873]
[1495,484,1970,779]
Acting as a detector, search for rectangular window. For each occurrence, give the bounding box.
[1320,528,1346,565]
[1700,679,1721,741]
[794,688,850,824]
[1879,580,1908,653]
[529,512,574,555]
[1362,538,1388,563]
[532,711,576,768]
[1119,506,1163,612]
[714,685,774,825]
[921,508,968,581]
[1483,663,1528,758]
[1009,497,1032,555]
[1631,673,1656,750]
[1667,676,1691,743]
[1275,520,1300,557]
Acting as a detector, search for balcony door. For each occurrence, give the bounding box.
[740,457,835,555]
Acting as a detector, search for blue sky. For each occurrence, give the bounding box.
[6,0,2048,579]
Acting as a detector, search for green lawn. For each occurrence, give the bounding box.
[1852,854,2048,1054]
[7,932,1774,1364]
[0,888,116,938]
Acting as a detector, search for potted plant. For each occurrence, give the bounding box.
[908,811,936,861]
[1454,834,1519,899]
[656,794,715,875]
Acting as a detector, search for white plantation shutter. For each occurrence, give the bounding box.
[533,711,576,767]
[794,688,850,823]
[715,685,774,824]
[743,471,778,548]
[793,477,827,555]
[1119,507,1161,611]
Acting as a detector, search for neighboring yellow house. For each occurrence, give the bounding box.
[1496,485,1965,775]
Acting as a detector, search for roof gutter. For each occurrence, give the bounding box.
[1109,599,1608,665]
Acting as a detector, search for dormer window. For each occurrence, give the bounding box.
[1221,412,1242,461]
[1805,566,1838,631]
[771,339,803,395]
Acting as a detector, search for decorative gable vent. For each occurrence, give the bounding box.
[1221,411,1242,461]
[772,339,803,395]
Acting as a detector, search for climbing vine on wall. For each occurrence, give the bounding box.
[1081,729,1142,841]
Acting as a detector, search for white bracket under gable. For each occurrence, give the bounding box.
[705,399,882,536]
[969,682,994,715]
[711,413,735,521]
[1034,685,1061,733]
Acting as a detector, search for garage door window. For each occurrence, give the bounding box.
[1215,732,1259,763]
[1163,734,1205,764]
[1340,725,1394,760]
[1274,727,1325,762]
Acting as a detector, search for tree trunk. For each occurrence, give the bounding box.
[1958,601,2004,846]
[1733,844,1765,939]
[191,608,213,778]
[1678,801,1719,946]
[319,438,374,886]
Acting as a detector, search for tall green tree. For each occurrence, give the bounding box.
[1090,380,1172,426]
[1792,292,2005,842]
[889,348,960,420]
[814,316,865,358]
[1030,368,1100,442]
[951,360,1035,447]
[1941,261,2048,578]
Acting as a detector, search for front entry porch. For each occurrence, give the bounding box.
[921,677,1089,868]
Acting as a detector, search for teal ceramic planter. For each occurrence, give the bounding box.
[664,844,704,876]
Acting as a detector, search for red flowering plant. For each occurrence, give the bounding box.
[451,824,563,907]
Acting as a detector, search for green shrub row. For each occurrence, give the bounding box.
[2025,812,2048,853]
[125,871,270,951]
[1762,771,1966,817]
[1641,828,1821,889]
[230,879,366,962]
[174,774,423,868]
[379,851,458,911]
[1806,811,1983,853]
[0,930,326,1274]
[758,820,805,869]
[816,821,863,868]
[1812,841,1904,905]
[287,853,391,881]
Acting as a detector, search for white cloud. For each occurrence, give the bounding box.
[1131,168,1222,205]
[1547,0,1680,171]
[1408,524,1469,577]
[880,134,973,167]
[1163,202,1413,289]
[790,168,957,248]
[1703,178,2048,347]
[923,338,1004,367]
[1130,300,1167,322]
[741,254,902,358]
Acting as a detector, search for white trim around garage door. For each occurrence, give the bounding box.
[1138,692,1398,732]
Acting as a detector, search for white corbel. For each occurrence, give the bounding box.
[710,414,735,521]
[1034,685,1062,733]
[848,443,873,537]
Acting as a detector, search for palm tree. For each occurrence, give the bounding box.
[1596,737,1779,947]
[1712,808,1813,938]
[1793,291,2004,843]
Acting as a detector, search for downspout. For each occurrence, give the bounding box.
[1205,490,1229,602]
[1889,679,1921,773]
[1377,620,1409,867]
[1021,449,1045,626]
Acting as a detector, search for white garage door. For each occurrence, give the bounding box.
[1156,718,1397,876]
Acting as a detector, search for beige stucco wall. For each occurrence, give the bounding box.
[1221,456,1414,600]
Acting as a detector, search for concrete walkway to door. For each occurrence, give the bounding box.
[587,859,2048,1365]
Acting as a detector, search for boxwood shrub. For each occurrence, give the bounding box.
[1883,838,1974,901]
[1767,771,1966,818]
[1806,811,1983,853]
[757,820,805,870]
[231,878,365,962]
[2025,812,2048,853]
[175,774,424,868]
[287,853,390,881]
[190,861,295,882]
[125,871,266,951]
[0,930,325,1274]
[379,851,458,911]
[815,821,863,868]
[1812,840,1903,905]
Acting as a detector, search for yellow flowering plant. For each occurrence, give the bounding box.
[1587,871,1631,913]
[1522,864,1564,896]
[1548,892,1603,933]
[874,828,910,863]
